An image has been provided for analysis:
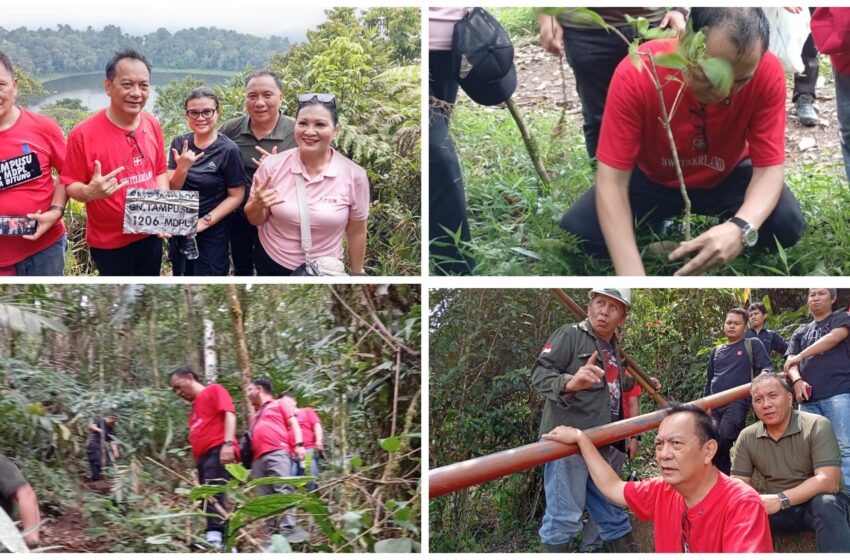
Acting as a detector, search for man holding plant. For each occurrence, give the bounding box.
[561,8,806,276]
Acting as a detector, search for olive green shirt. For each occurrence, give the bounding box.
[0,455,27,517]
[731,410,845,494]
[531,319,634,436]
[219,112,296,206]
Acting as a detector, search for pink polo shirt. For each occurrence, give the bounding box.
[253,148,369,270]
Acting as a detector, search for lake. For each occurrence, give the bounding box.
[27,70,232,112]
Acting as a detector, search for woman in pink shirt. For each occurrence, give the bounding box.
[244,94,368,275]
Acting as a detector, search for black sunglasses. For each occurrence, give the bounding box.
[297,93,337,109]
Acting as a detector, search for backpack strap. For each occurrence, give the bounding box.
[744,338,755,379]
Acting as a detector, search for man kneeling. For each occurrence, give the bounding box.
[732,372,850,552]
[544,403,773,552]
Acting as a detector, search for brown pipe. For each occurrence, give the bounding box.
[429,383,750,499]
[550,288,668,406]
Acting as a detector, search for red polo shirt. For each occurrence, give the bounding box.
[188,384,237,461]
[250,398,297,460]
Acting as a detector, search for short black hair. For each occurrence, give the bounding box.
[184,86,219,110]
[746,302,767,315]
[690,8,770,56]
[727,308,748,323]
[105,49,151,81]
[0,50,14,77]
[251,378,273,395]
[663,402,718,446]
[244,69,282,90]
[751,371,792,394]
[168,366,199,383]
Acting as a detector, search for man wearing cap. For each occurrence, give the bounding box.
[532,288,660,552]
[545,403,773,552]
[560,7,806,276]
[785,288,850,486]
[732,372,850,552]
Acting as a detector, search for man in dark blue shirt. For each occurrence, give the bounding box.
[704,308,772,475]
[786,288,850,486]
[86,414,119,481]
[746,302,788,357]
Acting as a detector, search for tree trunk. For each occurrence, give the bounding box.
[227,284,254,425]
[197,289,217,383]
[183,285,202,373]
[148,305,160,388]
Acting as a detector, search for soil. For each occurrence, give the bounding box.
[509,40,842,169]
[39,507,115,553]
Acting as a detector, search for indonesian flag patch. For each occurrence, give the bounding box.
[541,344,553,354]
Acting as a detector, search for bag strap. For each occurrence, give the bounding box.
[744,338,755,379]
[248,401,271,437]
[294,174,312,260]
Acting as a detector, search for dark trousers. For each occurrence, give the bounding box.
[197,446,231,534]
[169,216,232,276]
[87,445,111,481]
[90,235,163,276]
[711,402,750,475]
[770,492,850,552]
[792,8,819,101]
[429,50,475,276]
[229,210,259,276]
[561,159,807,258]
[253,243,294,276]
[562,25,640,159]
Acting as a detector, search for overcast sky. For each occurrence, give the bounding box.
[1,1,350,40]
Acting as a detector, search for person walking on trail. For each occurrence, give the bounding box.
[0,454,40,550]
[544,403,774,552]
[282,392,323,491]
[86,414,119,481]
[703,308,771,475]
[246,379,309,544]
[168,367,239,551]
[532,288,661,552]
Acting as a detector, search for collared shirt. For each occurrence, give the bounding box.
[218,112,296,185]
[732,409,845,494]
[745,327,788,356]
[0,455,27,518]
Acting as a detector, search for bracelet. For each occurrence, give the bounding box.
[47,204,65,216]
[792,378,804,385]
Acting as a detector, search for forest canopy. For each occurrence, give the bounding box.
[0,283,421,553]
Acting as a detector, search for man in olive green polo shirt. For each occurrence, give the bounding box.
[731,372,850,552]
[0,454,41,549]
[219,69,296,276]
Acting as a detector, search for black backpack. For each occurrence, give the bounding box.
[239,402,270,469]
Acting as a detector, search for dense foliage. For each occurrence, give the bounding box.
[429,288,834,552]
[0,283,421,552]
[1,25,290,75]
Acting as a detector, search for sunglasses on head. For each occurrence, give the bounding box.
[297,93,337,109]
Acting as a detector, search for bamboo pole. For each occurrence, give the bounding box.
[429,383,750,499]
[550,288,668,406]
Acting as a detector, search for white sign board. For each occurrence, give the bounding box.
[123,189,199,236]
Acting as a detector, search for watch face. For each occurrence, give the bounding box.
[744,226,758,247]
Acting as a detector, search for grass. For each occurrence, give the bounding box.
[433,97,850,276]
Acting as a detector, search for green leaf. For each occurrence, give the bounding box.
[267,534,293,553]
[394,506,411,522]
[628,41,643,72]
[379,436,401,453]
[653,52,689,70]
[643,27,676,40]
[374,538,413,553]
[144,534,172,545]
[240,493,310,519]
[350,456,362,469]
[698,57,734,96]
[188,485,228,500]
[570,8,609,31]
[247,476,316,489]
[225,462,249,482]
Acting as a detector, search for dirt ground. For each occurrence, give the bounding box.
[40,507,115,553]
[509,40,843,169]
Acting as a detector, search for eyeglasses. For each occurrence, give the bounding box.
[186,108,216,120]
[297,93,337,110]
[681,509,690,553]
[125,130,147,166]
[688,104,709,154]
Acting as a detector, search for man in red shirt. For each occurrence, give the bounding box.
[0,50,68,276]
[282,393,324,490]
[169,367,238,551]
[246,379,308,543]
[544,403,773,552]
[560,8,806,276]
[61,49,168,276]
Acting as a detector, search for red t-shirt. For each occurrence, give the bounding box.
[289,407,321,448]
[250,398,297,460]
[0,108,66,267]
[60,110,166,249]
[188,384,237,462]
[624,472,773,552]
[597,39,786,189]
[623,383,642,419]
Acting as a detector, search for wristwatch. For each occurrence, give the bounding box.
[295,442,305,448]
[203,213,214,226]
[727,216,758,247]
[223,439,234,447]
[48,204,66,217]
[778,491,792,510]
